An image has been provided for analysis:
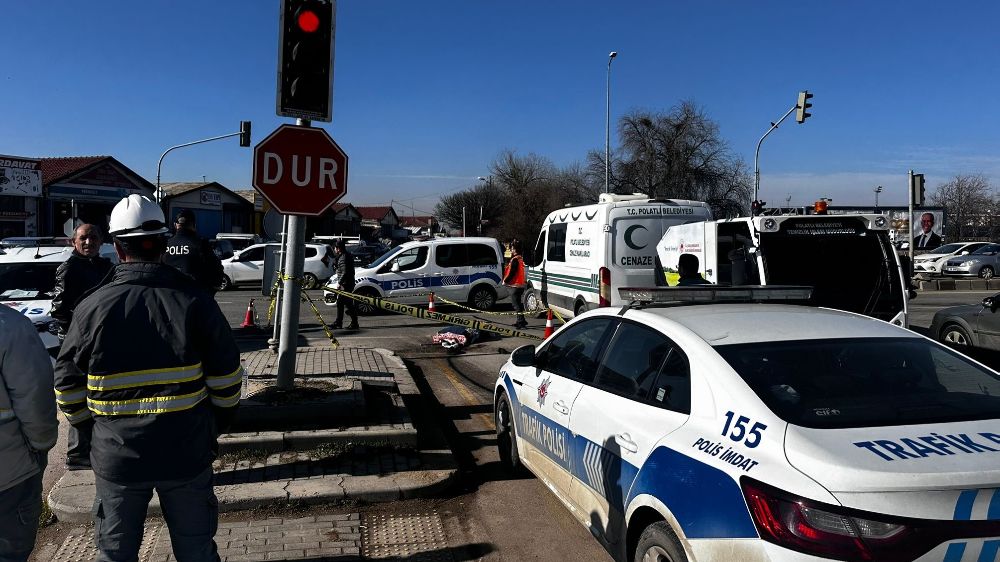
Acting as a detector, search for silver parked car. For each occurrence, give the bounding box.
[912,241,989,277]
[942,242,1000,279]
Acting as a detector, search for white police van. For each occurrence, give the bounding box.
[494,286,1000,562]
[0,244,117,357]
[525,193,712,317]
[325,237,508,314]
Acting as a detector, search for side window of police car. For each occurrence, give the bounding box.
[537,317,616,382]
[547,224,567,262]
[380,247,428,274]
[593,322,690,413]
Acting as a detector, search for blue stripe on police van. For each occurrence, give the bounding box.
[624,446,757,539]
[943,490,979,562]
[979,541,1000,562]
[988,488,1000,521]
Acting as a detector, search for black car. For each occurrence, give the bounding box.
[931,292,1000,350]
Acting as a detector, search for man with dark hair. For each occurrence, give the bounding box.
[55,194,242,562]
[50,223,113,471]
[164,209,224,293]
[331,239,358,330]
[677,253,711,286]
[913,212,942,250]
[0,305,57,562]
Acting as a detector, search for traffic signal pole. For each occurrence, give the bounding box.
[908,169,915,270]
[753,104,798,211]
[275,120,310,390]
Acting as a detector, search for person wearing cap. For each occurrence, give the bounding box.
[164,209,224,293]
[54,194,242,562]
[331,239,359,330]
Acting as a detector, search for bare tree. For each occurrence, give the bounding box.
[434,183,509,235]
[929,174,994,240]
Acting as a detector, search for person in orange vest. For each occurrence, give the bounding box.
[503,239,528,329]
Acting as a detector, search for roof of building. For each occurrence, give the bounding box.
[355,206,397,221]
[399,215,437,227]
[160,182,254,207]
[38,156,109,186]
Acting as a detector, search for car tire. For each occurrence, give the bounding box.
[469,285,497,310]
[496,393,523,473]
[219,275,233,291]
[523,288,543,314]
[940,323,972,347]
[574,299,589,317]
[302,272,318,289]
[354,288,379,316]
[980,266,995,280]
[633,521,688,562]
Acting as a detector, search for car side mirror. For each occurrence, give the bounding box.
[961,251,970,255]
[391,262,401,273]
[511,345,536,367]
[983,297,998,312]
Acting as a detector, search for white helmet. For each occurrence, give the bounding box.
[108,194,169,238]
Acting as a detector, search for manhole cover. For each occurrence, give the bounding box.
[362,511,452,561]
[53,524,161,561]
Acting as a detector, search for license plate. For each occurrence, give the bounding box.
[946,267,959,271]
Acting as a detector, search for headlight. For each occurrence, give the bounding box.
[960,260,979,267]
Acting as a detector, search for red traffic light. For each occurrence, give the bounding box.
[297,9,320,32]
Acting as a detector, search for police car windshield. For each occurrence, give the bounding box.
[0,263,60,300]
[715,337,1000,429]
[366,245,402,269]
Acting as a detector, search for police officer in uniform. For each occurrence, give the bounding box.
[164,209,224,293]
[331,239,358,330]
[55,195,242,562]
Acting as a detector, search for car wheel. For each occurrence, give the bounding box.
[574,300,588,317]
[219,275,233,291]
[496,393,523,472]
[354,288,379,316]
[469,285,497,310]
[302,272,318,289]
[980,266,995,280]
[634,521,688,562]
[940,324,972,347]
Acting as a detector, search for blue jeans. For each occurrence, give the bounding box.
[93,466,219,562]
[0,471,43,562]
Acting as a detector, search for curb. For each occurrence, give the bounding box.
[915,278,996,291]
[218,426,419,455]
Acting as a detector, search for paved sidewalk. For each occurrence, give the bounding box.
[48,347,457,524]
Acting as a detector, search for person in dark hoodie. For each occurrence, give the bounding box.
[50,223,113,471]
[163,209,223,293]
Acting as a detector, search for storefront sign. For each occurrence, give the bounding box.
[200,190,223,206]
[0,155,42,198]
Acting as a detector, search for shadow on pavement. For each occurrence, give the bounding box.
[280,542,495,561]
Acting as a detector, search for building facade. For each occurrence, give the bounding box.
[160,182,254,239]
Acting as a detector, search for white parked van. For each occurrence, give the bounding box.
[524,193,712,317]
[324,237,509,314]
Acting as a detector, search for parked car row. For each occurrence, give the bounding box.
[912,241,1000,279]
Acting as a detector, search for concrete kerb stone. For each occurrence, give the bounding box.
[371,348,419,397]
[218,426,419,456]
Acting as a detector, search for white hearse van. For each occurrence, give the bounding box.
[524,194,712,317]
[324,237,509,314]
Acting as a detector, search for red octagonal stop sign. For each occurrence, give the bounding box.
[252,124,348,216]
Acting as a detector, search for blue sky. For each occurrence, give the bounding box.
[3,1,998,214]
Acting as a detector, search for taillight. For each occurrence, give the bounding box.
[599,267,611,307]
[739,478,997,562]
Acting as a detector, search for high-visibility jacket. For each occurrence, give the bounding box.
[54,262,242,483]
[503,255,527,288]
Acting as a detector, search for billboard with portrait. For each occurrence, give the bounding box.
[911,210,945,251]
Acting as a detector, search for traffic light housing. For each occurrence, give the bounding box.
[912,173,926,207]
[277,0,335,122]
[239,121,252,147]
[796,91,813,124]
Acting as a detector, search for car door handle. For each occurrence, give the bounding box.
[553,400,570,415]
[615,433,638,453]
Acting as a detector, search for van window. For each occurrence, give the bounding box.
[717,222,759,285]
[305,247,318,258]
[468,244,498,266]
[380,247,428,273]
[547,224,567,262]
[527,231,546,267]
[435,244,468,268]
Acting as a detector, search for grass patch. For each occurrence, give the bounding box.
[217,448,271,465]
[39,496,55,527]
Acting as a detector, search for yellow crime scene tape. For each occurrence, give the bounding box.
[431,293,567,324]
[262,271,340,348]
[323,286,542,341]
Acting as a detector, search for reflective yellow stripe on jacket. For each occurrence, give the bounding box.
[88,388,208,416]
[55,388,87,406]
[88,363,203,391]
[205,366,242,390]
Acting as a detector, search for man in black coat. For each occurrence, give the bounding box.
[50,223,113,471]
[163,209,224,293]
[332,240,358,330]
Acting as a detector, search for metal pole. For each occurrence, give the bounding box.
[268,213,289,352]
[605,52,616,194]
[753,105,798,212]
[908,170,914,272]
[462,207,466,237]
[478,206,483,235]
[155,131,242,203]
[275,119,310,390]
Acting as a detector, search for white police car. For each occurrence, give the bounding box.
[324,237,508,314]
[0,244,117,357]
[494,286,1000,562]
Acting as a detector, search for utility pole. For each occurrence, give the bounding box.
[908,170,914,271]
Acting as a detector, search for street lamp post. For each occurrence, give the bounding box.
[873,185,883,212]
[606,51,617,194]
[154,121,252,203]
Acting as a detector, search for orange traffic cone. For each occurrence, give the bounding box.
[428,292,436,313]
[543,309,555,339]
[241,299,256,329]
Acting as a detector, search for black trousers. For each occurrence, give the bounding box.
[336,284,358,326]
[511,287,526,324]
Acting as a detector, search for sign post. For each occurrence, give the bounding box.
[252,122,348,389]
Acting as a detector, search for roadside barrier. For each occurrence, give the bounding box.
[323,286,542,341]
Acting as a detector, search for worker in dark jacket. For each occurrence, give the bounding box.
[163,209,224,293]
[50,224,114,340]
[50,223,113,471]
[54,195,242,562]
[332,239,358,330]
